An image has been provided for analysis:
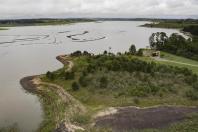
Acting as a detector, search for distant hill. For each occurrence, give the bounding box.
[0,18,94,27]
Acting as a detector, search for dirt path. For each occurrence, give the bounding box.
[56,55,74,72]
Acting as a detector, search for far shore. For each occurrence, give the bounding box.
[0,19,95,27]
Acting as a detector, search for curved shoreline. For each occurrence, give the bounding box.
[20,55,85,132]
[20,56,66,131]
[20,75,39,94]
[20,55,68,94]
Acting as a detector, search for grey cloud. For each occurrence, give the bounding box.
[0,0,197,19]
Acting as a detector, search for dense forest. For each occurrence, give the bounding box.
[183,25,198,36]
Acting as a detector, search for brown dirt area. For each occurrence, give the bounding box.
[95,106,198,131]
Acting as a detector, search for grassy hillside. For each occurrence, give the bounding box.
[38,50,198,131]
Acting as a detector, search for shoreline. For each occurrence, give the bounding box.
[20,56,66,131]
[20,55,85,132]
[20,75,39,94]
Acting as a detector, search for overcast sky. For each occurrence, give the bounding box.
[0,0,198,19]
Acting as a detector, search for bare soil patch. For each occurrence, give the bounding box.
[95,106,198,131]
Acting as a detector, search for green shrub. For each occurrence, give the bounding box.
[72,82,80,91]
[46,71,55,81]
[186,90,198,100]
[64,71,75,80]
[79,76,88,87]
[137,49,143,56]
[193,82,198,91]
[100,76,108,88]
[133,98,140,104]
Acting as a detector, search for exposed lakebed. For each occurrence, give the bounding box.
[0,21,184,131]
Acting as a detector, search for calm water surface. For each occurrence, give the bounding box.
[0,21,183,131]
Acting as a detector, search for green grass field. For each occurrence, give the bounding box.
[158,52,198,74]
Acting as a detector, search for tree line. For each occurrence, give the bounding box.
[149,32,198,61]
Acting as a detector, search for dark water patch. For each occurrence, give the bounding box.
[0,41,15,45]
[58,31,71,34]
[66,31,89,38]
[73,36,106,42]
[71,38,80,40]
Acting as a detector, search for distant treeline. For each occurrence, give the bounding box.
[93,18,198,22]
[150,32,198,61]
[0,18,94,26]
[142,19,198,29]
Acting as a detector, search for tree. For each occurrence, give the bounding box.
[83,51,90,56]
[103,50,108,55]
[70,51,82,57]
[129,44,136,55]
[149,32,168,50]
[137,49,143,56]
[72,82,80,91]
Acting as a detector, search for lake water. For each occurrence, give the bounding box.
[0,21,183,131]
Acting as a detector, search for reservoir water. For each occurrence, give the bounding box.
[0,21,183,131]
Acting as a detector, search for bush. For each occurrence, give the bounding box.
[72,82,80,91]
[193,82,198,91]
[100,76,108,88]
[46,71,55,81]
[64,71,75,80]
[70,51,82,57]
[186,90,198,100]
[79,76,88,87]
[137,49,143,56]
[133,98,140,104]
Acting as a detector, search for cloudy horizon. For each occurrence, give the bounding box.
[0,0,198,19]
